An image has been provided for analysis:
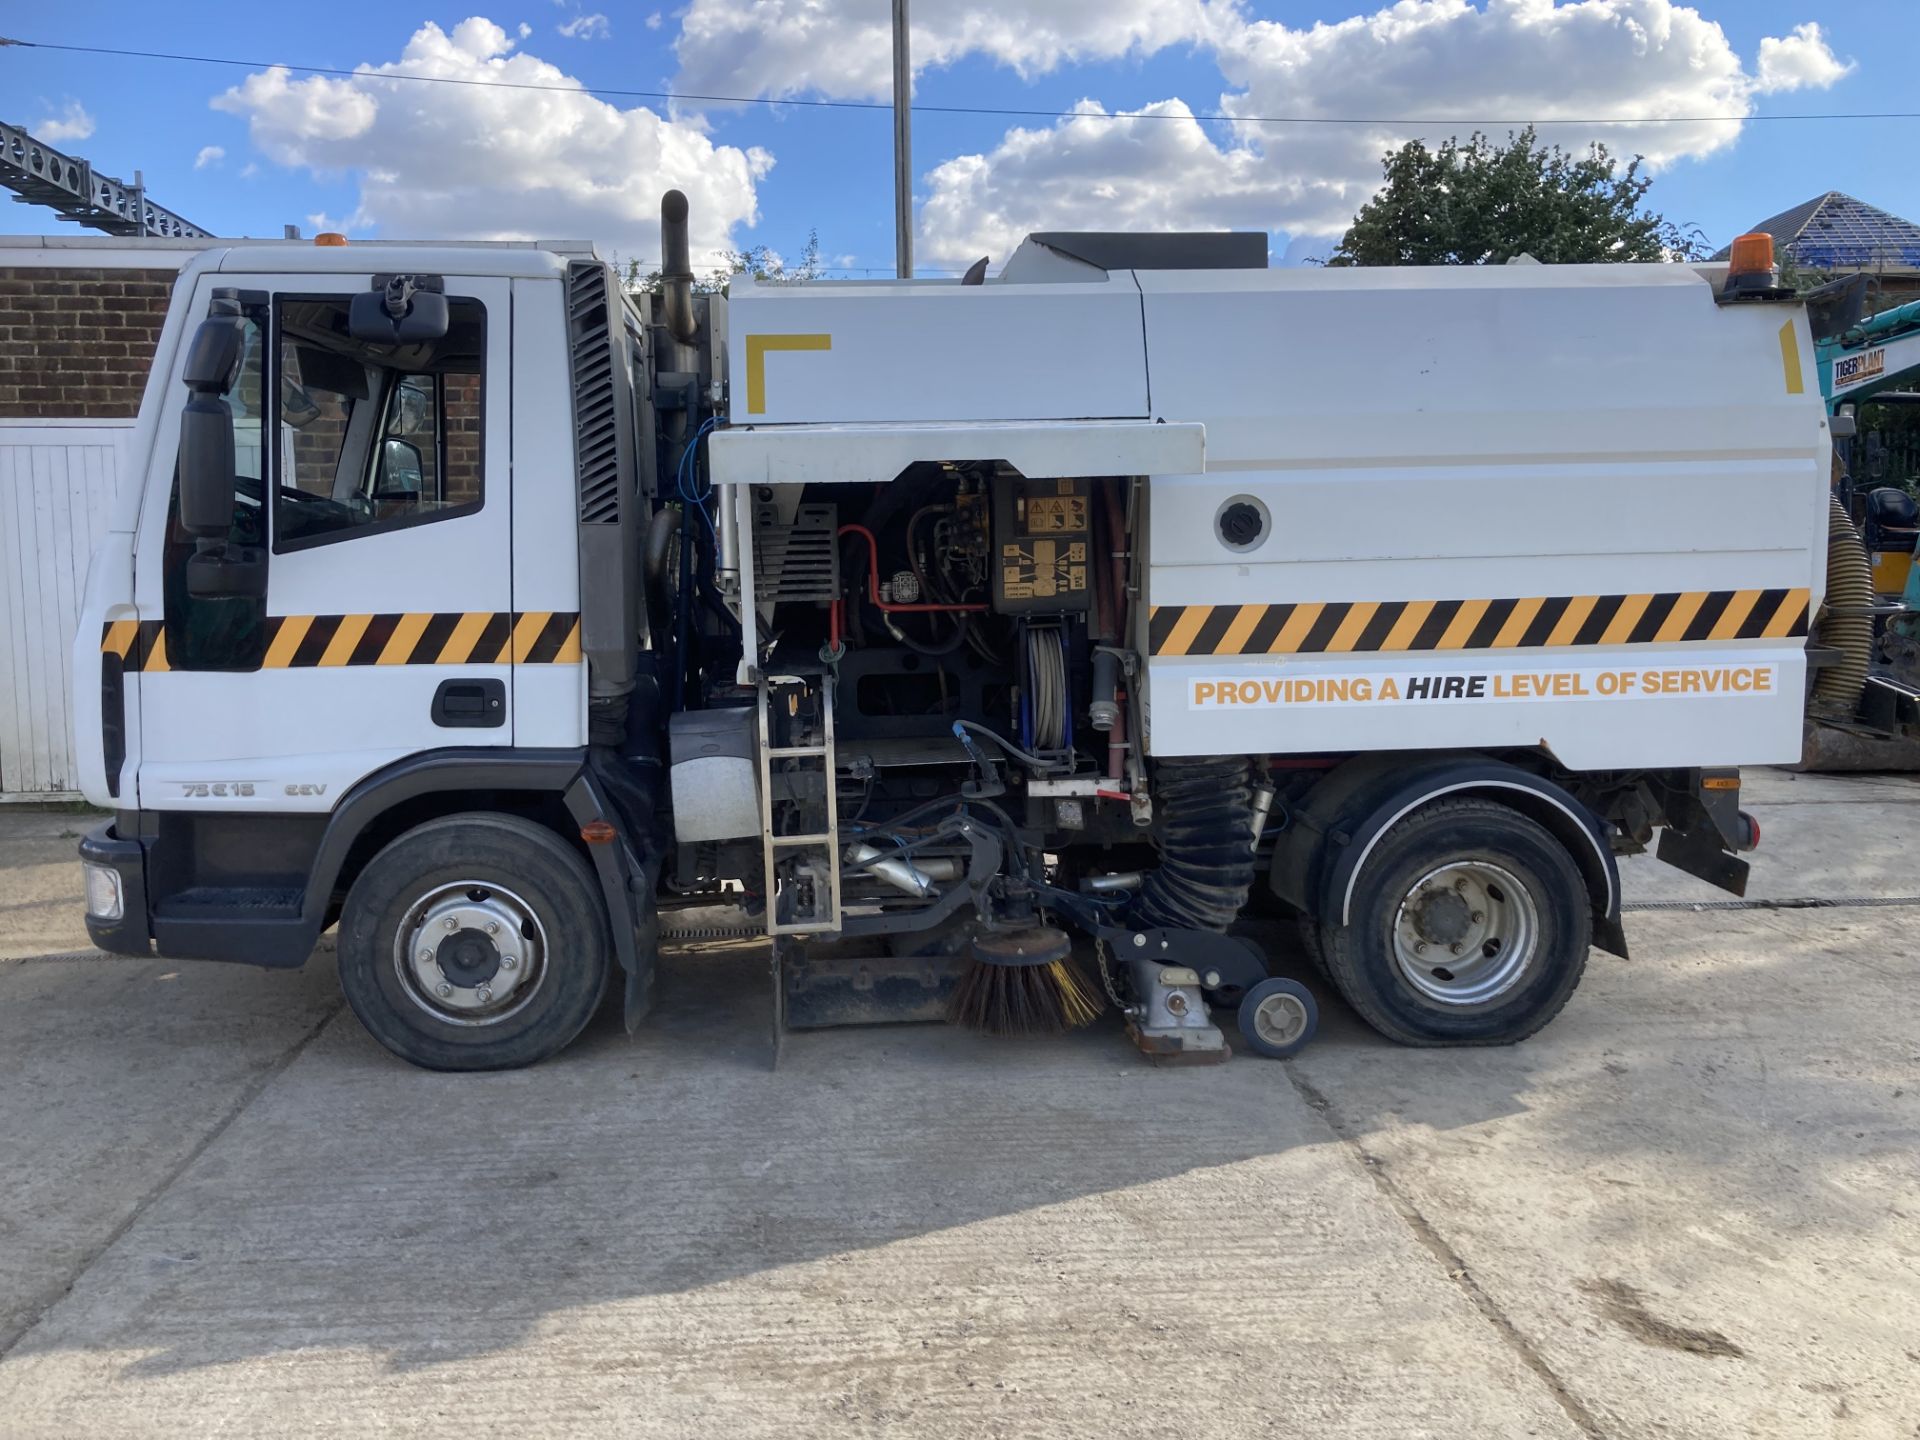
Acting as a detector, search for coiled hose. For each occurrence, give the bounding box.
[1812,495,1873,718]
[1128,756,1259,932]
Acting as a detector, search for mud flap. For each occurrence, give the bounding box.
[564,772,659,1032]
[1656,826,1750,898]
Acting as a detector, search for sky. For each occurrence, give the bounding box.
[3,1,1914,274]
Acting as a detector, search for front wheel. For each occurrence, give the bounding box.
[337,812,612,1071]
[1320,798,1590,1047]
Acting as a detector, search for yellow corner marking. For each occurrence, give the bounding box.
[1491,596,1543,649]
[1218,604,1265,656]
[1159,606,1211,658]
[102,619,139,658]
[1436,598,1490,651]
[145,627,170,673]
[1325,601,1380,654]
[745,333,832,415]
[1601,593,1654,646]
[1269,603,1324,655]
[264,615,312,670]
[378,612,432,666]
[1381,600,1434,653]
[1778,320,1805,396]
[553,618,583,664]
[319,614,373,668]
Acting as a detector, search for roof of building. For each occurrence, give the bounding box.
[1713,191,1920,272]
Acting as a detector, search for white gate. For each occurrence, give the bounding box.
[0,421,126,798]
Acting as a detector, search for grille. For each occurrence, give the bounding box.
[754,502,839,604]
[566,261,621,525]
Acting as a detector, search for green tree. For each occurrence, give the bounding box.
[1327,127,1705,267]
[622,229,823,294]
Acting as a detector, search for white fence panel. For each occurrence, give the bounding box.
[0,422,127,797]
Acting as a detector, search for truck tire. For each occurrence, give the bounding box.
[1318,798,1589,1047]
[337,812,611,1071]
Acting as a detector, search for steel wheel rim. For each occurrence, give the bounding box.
[1253,991,1309,1048]
[1390,860,1538,1007]
[393,881,548,1027]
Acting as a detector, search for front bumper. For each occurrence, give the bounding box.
[78,821,151,956]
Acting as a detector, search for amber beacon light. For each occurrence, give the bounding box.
[1721,232,1780,298]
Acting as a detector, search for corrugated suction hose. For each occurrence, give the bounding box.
[1813,495,1873,718]
[1129,757,1258,932]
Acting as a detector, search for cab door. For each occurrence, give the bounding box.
[130,272,514,813]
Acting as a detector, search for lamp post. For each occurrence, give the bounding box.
[892,0,912,279]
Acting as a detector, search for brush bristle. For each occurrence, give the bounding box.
[948,955,1105,1035]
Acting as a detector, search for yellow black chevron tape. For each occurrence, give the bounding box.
[1148,589,1810,658]
[101,612,582,674]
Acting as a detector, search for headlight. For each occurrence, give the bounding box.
[83,862,124,921]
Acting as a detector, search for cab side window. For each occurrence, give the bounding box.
[274,295,485,550]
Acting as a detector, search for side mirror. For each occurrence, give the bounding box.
[375,437,424,498]
[178,316,244,538]
[350,274,449,344]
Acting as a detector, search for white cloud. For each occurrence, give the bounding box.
[307,207,375,235]
[674,0,1236,102]
[916,0,1857,265]
[646,12,663,30]
[1755,22,1853,94]
[559,13,611,39]
[921,100,1312,265]
[193,145,226,170]
[211,17,769,261]
[35,100,95,144]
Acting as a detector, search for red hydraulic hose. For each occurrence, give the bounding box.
[838,523,987,613]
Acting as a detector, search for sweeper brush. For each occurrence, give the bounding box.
[948,926,1105,1036]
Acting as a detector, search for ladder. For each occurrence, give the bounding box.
[756,672,842,936]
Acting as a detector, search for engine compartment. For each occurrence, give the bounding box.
[663,463,1207,943]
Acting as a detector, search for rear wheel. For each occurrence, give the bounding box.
[1320,798,1589,1047]
[337,812,611,1071]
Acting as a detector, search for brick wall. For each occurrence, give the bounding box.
[0,266,177,419]
[444,371,482,503]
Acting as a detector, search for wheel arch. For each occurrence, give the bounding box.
[303,749,591,931]
[1270,752,1626,959]
[307,747,654,1027]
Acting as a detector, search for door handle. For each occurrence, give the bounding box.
[432,678,506,728]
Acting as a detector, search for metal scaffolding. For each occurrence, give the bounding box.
[1,117,210,238]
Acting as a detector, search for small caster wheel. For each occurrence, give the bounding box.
[1238,977,1318,1059]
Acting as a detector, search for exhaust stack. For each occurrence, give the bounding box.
[660,189,698,344]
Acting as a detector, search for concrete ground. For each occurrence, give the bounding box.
[0,771,1914,1438]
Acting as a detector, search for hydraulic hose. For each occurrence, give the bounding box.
[1812,494,1873,718]
[1128,756,1259,932]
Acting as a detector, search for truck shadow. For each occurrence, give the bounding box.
[31,902,1911,1385]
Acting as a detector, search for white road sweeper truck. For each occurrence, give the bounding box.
[69,197,1828,1069]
